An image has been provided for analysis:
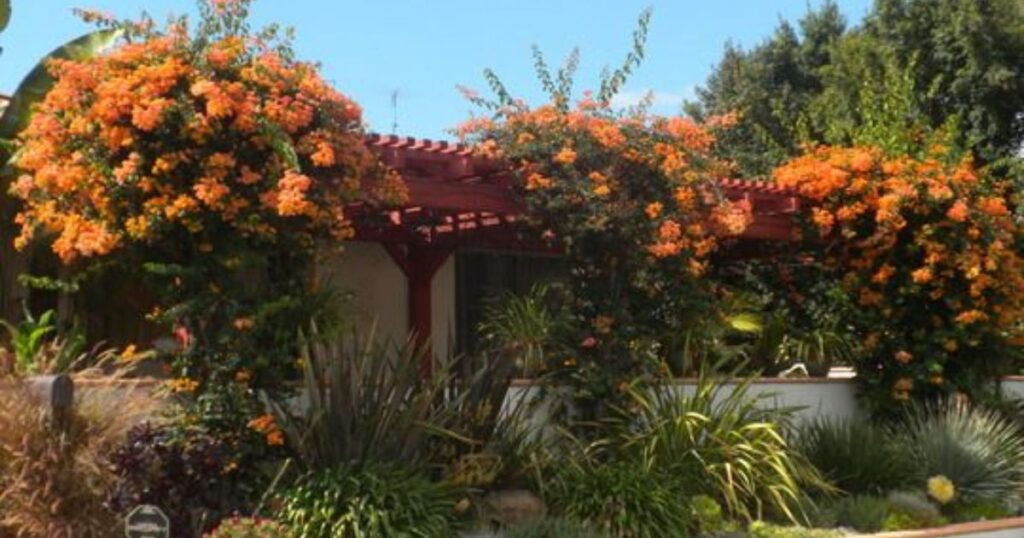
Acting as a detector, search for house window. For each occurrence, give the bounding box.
[454,251,565,355]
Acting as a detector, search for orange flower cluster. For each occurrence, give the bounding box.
[458,95,746,379]
[11,23,403,264]
[774,145,1024,405]
[247,413,284,446]
[458,102,747,271]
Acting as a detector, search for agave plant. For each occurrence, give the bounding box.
[901,400,1024,502]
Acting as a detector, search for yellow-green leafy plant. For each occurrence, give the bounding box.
[619,368,831,523]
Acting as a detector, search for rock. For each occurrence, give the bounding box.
[480,489,546,526]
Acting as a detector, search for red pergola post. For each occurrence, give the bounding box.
[383,244,453,376]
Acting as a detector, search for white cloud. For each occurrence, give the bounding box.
[609,86,696,112]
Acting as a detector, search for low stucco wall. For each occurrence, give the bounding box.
[506,377,862,425]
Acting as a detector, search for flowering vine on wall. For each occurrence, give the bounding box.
[10,0,404,409]
[459,29,751,404]
[774,144,1024,412]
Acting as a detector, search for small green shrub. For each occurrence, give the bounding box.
[548,457,690,538]
[747,521,840,538]
[277,464,459,538]
[795,418,912,495]
[204,516,289,537]
[950,498,1015,523]
[882,491,947,530]
[690,494,739,534]
[902,401,1024,502]
[828,495,890,532]
[502,518,596,538]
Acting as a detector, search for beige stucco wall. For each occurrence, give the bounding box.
[320,242,455,359]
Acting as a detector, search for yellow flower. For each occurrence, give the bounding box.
[168,377,199,393]
[927,475,955,504]
[593,184,611,197]
[119,344,140,363]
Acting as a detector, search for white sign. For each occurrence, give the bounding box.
[125,505,170,538]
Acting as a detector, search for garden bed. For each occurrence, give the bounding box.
[869,516,1024,538]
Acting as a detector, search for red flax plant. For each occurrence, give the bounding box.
[457,11,750,407]
[774,144,1024,414]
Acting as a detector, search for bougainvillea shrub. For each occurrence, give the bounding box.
[10,0,404,399]
[774,145,1024,412]
[459,52,750,404]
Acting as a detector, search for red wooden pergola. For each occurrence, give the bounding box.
[356,134,803,349]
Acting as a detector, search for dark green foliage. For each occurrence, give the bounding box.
[795,418,912,495]
[690,0,1024,176]
[865,0,1024,162]
[951,498,1015,523]
[547,458,690,538]
[827,495,890,533]
[686,2,846,177]
[277,464,459,538]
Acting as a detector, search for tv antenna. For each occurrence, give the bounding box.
[390,89,399,134]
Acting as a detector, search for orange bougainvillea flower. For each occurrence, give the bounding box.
[12,12,402,264]
[774,143,1024,408]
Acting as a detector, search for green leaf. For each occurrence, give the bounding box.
[727,313,764,333]
[0,0,10,35]
[0,28,123,141]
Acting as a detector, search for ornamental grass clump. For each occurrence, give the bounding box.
[277,463,460,538]
[619,372,830,523]
[794,418,913,495]
[0,369,158,537]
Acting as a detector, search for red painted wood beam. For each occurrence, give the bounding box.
[402,176,520,214]
[382,244,453,376]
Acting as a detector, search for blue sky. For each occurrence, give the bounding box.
[0,0,872,140]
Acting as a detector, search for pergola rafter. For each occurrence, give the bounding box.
[357,133,805,351]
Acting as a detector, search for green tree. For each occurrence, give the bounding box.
[690,0,1024,177]
[866,0,1024,163]
[686,1,846,177]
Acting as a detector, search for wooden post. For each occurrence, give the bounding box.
[25,374,74,432]
[383,244,453,376]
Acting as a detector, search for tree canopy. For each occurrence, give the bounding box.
[689,0,1024,178]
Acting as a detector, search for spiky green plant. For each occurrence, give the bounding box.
[902,401,1024,502]
[547,455,690,538]
[795,418,913,495]
[277,463,459,538]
